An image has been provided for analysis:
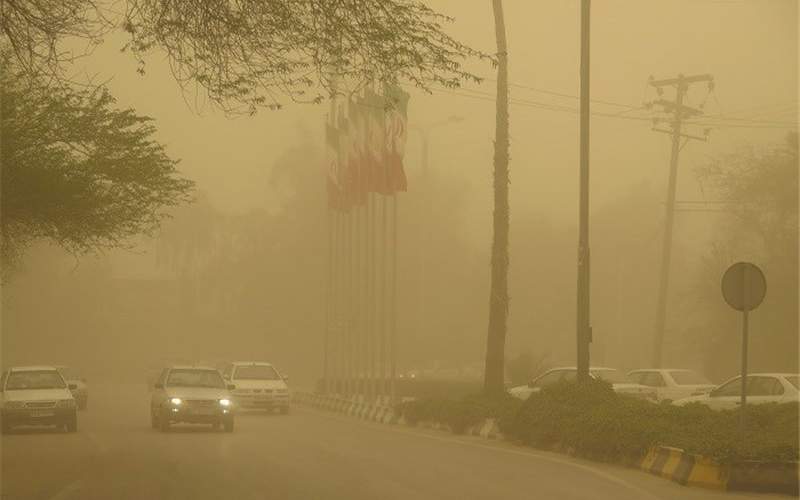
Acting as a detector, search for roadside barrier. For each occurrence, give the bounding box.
[295,392,797,495]
[640,446,799,495]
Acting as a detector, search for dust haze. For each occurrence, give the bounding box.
[1,1,797,499]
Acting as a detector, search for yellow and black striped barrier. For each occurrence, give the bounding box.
[640,446,798,495]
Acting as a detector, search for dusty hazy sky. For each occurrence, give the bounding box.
[71,0,797,230]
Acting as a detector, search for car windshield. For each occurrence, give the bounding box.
[167,369,225,388]
[234,365,281,380]
[6,370,66,390]
[786,375,799,390]
[58,367,79,380]
[591,370,627,384]
[670,370,712,386]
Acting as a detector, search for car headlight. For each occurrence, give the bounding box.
[3,401,25,409]
[218,399,232,407]
[57,399,76,408]
[170,398,182,405]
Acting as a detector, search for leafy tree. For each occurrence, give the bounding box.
[1,0,485,113]
[688,133,798,377]
[0,65,193,273]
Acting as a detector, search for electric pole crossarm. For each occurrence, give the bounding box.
[651,128,708,141]
[650,99,704,117]
[649,74,714,87]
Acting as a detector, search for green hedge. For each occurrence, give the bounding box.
[506,379,798,464]
[399,394,522,434]
[400,379,799,464]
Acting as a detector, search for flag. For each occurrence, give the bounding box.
[383,85,409,193]
[369,88,389,194]
[346,98,367,206]
[325,119,345,210]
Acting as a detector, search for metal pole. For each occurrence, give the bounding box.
[324,209,332,394]
[356,202,364,397]
[367,193,376,401]
[380,194,388,398]
[740,308,749,431]
[336,211,345,395]
[390,194,398,406]
[576,0,592,382]
[345,209,353,396]
[419,132,429,348]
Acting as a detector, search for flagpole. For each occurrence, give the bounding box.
[324,208,332,394]
[369,192,377,401]
[390,193,398,406]
[334,210,343,395]
[380,194,388,398]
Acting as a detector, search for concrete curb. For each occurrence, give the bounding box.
[297,392,798,495]
[640,446,799,495]
[294,392,505,444]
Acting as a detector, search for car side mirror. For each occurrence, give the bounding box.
[154,383,164,389]
[68,383,78,390]
[227,384,236,391]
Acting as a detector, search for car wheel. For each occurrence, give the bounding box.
[223,418,234,433]
[280,406,289,415]
[151,410,159,429]
[159,410,171,433]
[211,421,221,431]
[65,414,78,433]
[79,399,88,411]
[1,421,12,434]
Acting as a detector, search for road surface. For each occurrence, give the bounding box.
[1,384,786,500]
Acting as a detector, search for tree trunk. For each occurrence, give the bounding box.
[484,0,510,396]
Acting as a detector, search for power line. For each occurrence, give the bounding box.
[417,83,796,130]
[481,77,641,109]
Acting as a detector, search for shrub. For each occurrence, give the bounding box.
[399,381,799,465]
[506,380,799,464]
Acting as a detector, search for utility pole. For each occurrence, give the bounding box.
[649,73,713,368]
[576,0,591,382]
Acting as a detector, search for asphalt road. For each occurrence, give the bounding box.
[0,384,788,500]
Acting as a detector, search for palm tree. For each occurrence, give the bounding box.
[484,0,510,396]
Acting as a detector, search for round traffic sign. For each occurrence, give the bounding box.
[721,262,766,312]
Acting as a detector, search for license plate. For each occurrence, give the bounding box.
[193,408,215,416]
[31,411,55,417]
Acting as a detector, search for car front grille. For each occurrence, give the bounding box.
[187,400,216,407]
[25,401,56,408]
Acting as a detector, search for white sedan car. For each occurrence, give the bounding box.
[1,366,78,433]
[627,368,715,402]
[221,361,291,414]
[508,367,655,401]
[673,373,799,410]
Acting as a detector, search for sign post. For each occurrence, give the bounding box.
[721,262,766,431]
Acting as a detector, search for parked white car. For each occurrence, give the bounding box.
[627,369,715,402]
[221,361,291,414]
[508,367,655,401]
[673,373,800,410]
[1,366,78,433]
